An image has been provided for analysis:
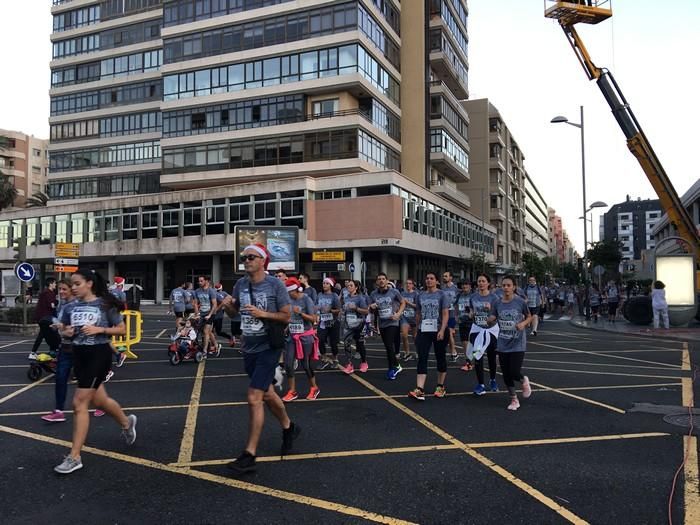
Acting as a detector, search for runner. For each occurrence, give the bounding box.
[605,280,620,323]
[468,274,500,395]
[41,280,76,423]
[28,278,59,360]
[408,272,450,401]
[341,280,369,374]
[184,282,195,318]
[275,269,288,282]
[316,277,341,370]
[369,273,406,380]
[525,276,544,336]
[194,275,220,356]
[299,272,317,304]
[213,283,234,347]
[282,278,320,402]
[168,281,188,329]
[223,244,300,473]
[589,284,601,323]
[488,275,533,411]
[110,276,128,309]
[53,269,137,474]
[441,271,459,362]
[399,278,418,361]
[456,281,474,372]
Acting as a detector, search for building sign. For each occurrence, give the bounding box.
[234,226,299,273]
[311,251,346,262]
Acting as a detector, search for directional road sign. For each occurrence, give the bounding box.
[349,263,356,273]
[14,262,35,283]
[54,257,79,266]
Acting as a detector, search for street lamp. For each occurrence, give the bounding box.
[551,106,592,318]
[579,201,608,247]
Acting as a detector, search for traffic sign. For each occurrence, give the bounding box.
[592,265,606,277]
[55,265,79,273]
[54,257,79,266]
[55,242,80,258]
[349,263,356,273]
[14,262,35,283]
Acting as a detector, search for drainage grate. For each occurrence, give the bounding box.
[663,413,695,428]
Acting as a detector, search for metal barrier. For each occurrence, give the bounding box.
[112,310,142,359]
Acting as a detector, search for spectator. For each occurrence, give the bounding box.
[651,281,669,329]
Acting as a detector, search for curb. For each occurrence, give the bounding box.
[568,316,700,342]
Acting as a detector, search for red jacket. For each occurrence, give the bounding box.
[34,289,57,322]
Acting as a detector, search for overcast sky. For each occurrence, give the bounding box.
[1,1,698,254]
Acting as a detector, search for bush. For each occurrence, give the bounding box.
[5,306,36,324]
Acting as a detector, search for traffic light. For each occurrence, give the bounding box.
[12,237,26,262]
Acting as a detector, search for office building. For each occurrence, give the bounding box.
[601,195,662,260]
[0,129,49,209]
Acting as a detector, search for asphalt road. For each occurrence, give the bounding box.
[0,315,698,525]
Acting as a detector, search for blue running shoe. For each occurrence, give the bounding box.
[489,379,498,392]
[473,384,486,396]
[387,365,402,380]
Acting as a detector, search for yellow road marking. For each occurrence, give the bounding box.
[0,374,54,405]
[682,342,691,371]
[469,432,669,448]
[530,341,681,369]
[350,375,589,525]
[527,379,626,414]
[685,436,700,525]
[177,359,206,464]
[0,424,415,525]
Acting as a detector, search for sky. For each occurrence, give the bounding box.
[1,1,698,254]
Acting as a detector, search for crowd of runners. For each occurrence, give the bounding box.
[28,241,639,475]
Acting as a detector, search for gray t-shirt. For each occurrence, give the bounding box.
[442,283,459,319]
[370,287,404,328]
[303,286,318,304]
[184,289,194,310]
[456,292,471,322]
[343,294,367,329]
[469,292,499,328]
[61,298,123,346]
[492,296,529,353]
[316,291,340,328]
[525,285,542,309]
[232,275,290,354]
[214,290,229,319]
[401,290,418,320]
[170,287,186,313]
[416,290,450,333]
[289,294,315,334]
[195,287,217,314]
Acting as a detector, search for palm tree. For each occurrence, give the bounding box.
[26,191,49,207]
[0,136,18,211]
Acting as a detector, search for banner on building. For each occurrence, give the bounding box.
[234,226,299,273]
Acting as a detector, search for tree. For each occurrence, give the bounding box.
[520,253,547,283]
[0,135,18,211]
[26,191,49,207]
[587,239,623,272]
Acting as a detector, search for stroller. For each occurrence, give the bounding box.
[168,316,204,365]
[28,351,57,381]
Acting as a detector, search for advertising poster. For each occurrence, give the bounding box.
[234,226,299,273]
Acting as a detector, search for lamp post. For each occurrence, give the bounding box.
[579,201,608,248]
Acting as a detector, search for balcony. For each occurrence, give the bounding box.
[429,177,470,209]
[430,151,469,183]
[490,208,506,221]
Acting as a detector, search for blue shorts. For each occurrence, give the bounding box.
[243,347,280,391]
[447,317,457,330]
[400,316,416,328]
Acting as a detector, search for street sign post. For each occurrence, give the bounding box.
[349,263,356,273]
[14,262,35,283]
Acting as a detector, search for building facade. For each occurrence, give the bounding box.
[0,129,49,208]
[602,196,662,260]
[652,178,700,252]
[547,207,574,264]
[0,0,497,301]
[523,169,549,258]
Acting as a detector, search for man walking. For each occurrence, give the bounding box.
[525,276,545,336]
[28,278,59,360]
[223,244,300,473]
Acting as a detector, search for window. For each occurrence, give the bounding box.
[205,198,226,235]
[312,99,339,117]
[191,112,206,130]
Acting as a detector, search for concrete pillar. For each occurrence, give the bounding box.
[352,248,362,281]
[380,251,389,276]
[108,260,116,281]
[401,254,408,285]
[156,257,164,305]
[211,254,221,284]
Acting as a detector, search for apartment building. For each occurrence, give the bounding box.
[652,178,700,252]
[0,129,49,208]
[524,169,550,258]
[601,196,662,260]
[0,0,497,301]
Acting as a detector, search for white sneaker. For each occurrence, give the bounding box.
[104,370,114,383]
[121,414,137,445]
[273,365,284,391]
[507,397,520,411]
[522,376,532,399]
[54,455,82,474]
[28,352,38,361]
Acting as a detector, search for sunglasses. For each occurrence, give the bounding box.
[240,254,263,262]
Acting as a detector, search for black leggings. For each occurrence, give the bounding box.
[284,341,314,379]
[393,326,401,355]
[213,318,231,339]
[31,319,60,353]
[416,332,447,375]
[318,322,339,357]
[379,325,400,369]
[498,351,525,395]
[469,332,498,384]
[343,326,367,363]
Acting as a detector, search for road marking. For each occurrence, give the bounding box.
[530,341,681,369]
[177,359,206,465]
[0,424,415,525]
[526,358,676,371]
[0,340,31,349]
[525,379,626,414]
[350,375,589,525]
[156,329,167,338]
[0,373,54,405]
[525,365,684,380]
[681,342,700,524]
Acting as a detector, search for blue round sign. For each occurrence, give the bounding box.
[14,262,35,283]
[349,263,356,273]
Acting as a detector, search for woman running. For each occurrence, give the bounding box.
[408,272,450,401]
[316,277,341,369]
[54,269,137,474]
[341,280,369,374]
[399,278,418,361]
[468,274,500,395]
[488,275,533,411]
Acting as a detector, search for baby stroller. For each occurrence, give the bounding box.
[28,351,57,381]
[168,316,204,365]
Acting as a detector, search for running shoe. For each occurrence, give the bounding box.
[473,384,486,396]
[460,362,474,372]
[434,385,447,398]
[229,338,236,348]
[306,386,320,400]
[489,379,499,392]
[281,422,301,455]
[282,390,298,402]
[358,362,369,373]
[408,388,425,401]
[507,397,520,411]
[342,363,354,375]
[522,376,532,399]
[317,360,332,371]
[387,365,402,380]
[116,352,127,368]
[273,365,284,391]
[398,352,407,361]
[450,353,458,363]
[93,409,105,417]
[531,331,537,337]
[54,455,83,475]
[104,370,114,383]
[404,353,416,362]
[228,451,256,474]
[331,360,340,370]
[28,352,38,361]
[353,352,361,360]
[121,414,137,445]
[42,410,66,422]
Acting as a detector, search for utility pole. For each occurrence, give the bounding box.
[16,232,28,329]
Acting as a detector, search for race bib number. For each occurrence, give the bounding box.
[346,312,360,328]
[421,318,438,332]
[289,322,304,334]
[475,314,488,327]
[403,307,415,318]
[379,306,392,319]
[498,320,516,339]
[241,314,264,336]
[458,303,467,312]
[71,310,100,326]
[320,313,333,322]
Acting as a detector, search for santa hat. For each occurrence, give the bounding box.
[285,277,303,292]
[243,243,270,270]
[114,276,125,286]
[323,277,335,287]
[214,283,223,290]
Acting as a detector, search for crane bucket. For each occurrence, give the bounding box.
[544,1,612,26]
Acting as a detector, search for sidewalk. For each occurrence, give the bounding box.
[570,314,700,341]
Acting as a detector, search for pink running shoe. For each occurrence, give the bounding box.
[507,397,520,411]
[342,363,354,375]
[94,409,106,417]
[359,362,369,373]
[522,376,532,399]
[41,410,66,422]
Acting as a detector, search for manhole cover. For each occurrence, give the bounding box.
[663,414,695,428]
